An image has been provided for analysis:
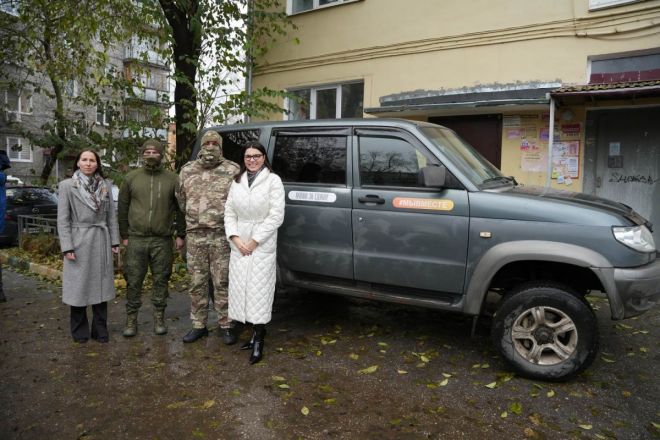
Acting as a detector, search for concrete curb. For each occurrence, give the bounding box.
[0,251,62,280]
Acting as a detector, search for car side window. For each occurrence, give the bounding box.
[220,129,260,164]
[359,135,435,187]
[272,135,347,185]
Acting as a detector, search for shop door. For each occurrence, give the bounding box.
[584,107,660,245]
[429,114,502,168]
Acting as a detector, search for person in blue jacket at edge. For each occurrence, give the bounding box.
[0,150,11,302]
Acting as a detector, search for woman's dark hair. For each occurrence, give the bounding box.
[234,141,272,183]
[73,149,105,178]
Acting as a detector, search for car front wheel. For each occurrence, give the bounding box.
[491,282,599,381]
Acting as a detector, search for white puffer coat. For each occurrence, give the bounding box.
[225,169,285,324]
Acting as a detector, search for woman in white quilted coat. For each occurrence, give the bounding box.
[225,142,285,364]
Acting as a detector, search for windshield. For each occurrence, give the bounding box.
[420,126,506,187]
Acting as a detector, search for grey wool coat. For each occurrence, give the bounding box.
[57,178,120,307]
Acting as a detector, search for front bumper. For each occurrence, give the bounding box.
[612,257,660,319]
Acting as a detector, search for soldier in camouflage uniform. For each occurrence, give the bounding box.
[177,130,240,344]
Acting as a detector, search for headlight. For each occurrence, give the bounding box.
[612,225,656,253]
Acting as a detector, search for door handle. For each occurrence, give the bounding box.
[358,195,385,204]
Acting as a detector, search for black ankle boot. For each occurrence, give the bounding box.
[240,329,256,350]
[249,325,266,365]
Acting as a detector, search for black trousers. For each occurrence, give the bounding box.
[70,302,108,342]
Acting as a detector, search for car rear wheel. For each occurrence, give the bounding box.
[491,282,599,381]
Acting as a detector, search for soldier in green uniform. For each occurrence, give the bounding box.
[177,130,240,344]
[118,139,186,337]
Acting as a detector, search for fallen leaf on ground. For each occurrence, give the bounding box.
[358,365,378,374]
[271,375,286,382]
[578,424,592,430]
[301,406,309,416]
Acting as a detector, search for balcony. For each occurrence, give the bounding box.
[124,46,168,68]
[126,86,170,105]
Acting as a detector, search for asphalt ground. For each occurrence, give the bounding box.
[0,268,658,439]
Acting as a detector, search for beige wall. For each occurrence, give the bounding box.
[256,0,660,102]
[253,0,660,190]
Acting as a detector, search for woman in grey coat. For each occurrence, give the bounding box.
[57,150,120,343]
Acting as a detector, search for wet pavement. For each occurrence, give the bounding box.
[0,268,658,440]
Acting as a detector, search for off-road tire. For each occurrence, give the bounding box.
[491,281,599,381]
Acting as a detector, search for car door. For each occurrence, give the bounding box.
[271,127,354,280]
[352,128,470,297]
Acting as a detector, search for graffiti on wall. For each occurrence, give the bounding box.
[609,173,658,185]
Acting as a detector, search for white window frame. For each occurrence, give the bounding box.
[4,89,33,122]
[64,80,78,98]
[589,0,642,10]
[286,81,363,120]
[6,137,33,162]
[96,102,112,126]
[287,0,359,15]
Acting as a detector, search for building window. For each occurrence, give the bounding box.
[287,82,363,120]
[589,0,643,11]
[589,52,660,83]
[288,0,358,14]
[6,137,32,162]
[64,80,77,98]
[4,89,32,122]
[96,102,115,126]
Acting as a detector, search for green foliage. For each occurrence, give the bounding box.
[0,0,170,183]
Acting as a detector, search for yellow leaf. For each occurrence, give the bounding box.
[323,398,336,404]
[316,350,322,356]
[416,362,426,368]
[578,424,592,430]
[481,363,490,369]
[349,353,359,360]
[472,364,481,368]
[420,355,430,363]
[85,352,98,357]
[439,378,449,386]
[442,373,452,378]
[601,357,616,363]
[301,406,309,416]
[397,369,408,375]
[639,347,649,353]
[166,401,187,409]
[547,389,555,398]
[651,422,660,429]
[358,365,379,374]
[378,342,388,347]
[379,350,387,354]
[485,382,498,389]
[500,411,508,418]
[202,400,215,409]
[622,390,631,398]
[278,384,290,389]
[271,375,286,382]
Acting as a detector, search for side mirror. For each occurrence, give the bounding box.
[419,165,446,188]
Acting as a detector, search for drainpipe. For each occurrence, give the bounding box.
[244,0,254,123]
[546,96,556,189]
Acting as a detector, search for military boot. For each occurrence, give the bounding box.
[122,313,138,337]
[153,310,167,335]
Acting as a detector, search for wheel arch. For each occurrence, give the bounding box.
[464,240,615,316]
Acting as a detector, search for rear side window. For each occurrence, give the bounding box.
[359,136,432,187]
[220,130,260,164]
[272,135,347,185]
[7,188,58,204]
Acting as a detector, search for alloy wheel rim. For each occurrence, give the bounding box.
[511,306,578,365]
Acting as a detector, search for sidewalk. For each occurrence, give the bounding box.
[0,249,61,280]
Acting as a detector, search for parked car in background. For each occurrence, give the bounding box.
[0,186,58,246]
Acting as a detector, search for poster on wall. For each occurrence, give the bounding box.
[551,141,580,179]
[521,146,547,172]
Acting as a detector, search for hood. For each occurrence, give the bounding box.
[471,185,649,228]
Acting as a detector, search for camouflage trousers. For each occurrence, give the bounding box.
[124,236,173,314]
[186,230,231,329]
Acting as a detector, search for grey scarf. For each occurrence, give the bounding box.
[73,169,106,211]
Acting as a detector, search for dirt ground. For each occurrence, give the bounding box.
[0,268,658,440]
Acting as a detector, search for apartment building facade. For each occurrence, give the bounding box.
[253,0,660,243]
[0,3,170,184]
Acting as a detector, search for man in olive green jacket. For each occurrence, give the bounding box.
[118,139,186,337]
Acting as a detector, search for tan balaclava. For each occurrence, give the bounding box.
[199,130,223,168]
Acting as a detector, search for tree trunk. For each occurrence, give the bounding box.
[159,0,202,170]
[39,36,66,184]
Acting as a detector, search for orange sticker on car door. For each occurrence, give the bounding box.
[392,197,454,211]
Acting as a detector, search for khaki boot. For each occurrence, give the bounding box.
[122,313,138,337]
[153,310,167,335]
